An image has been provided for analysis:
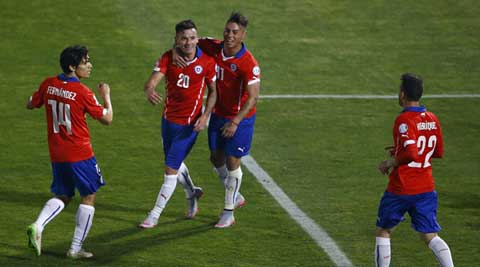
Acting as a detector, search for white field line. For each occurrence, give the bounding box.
[242,155,354,267]
[259,94,480,99]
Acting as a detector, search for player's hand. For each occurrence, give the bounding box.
[193,114,208,132]
[145,88,163,105]
[384,146,395,157]
[221,121,238,138]
[378,159,395,175]
[97,82,110,97]
[172,47,188,68]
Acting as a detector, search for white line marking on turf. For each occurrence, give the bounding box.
[260,94,480,99]
[242,155,354,267]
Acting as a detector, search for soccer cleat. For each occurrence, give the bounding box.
[215,210,235,228]
[234,193,246,209]
[186,187,204,219]
[138,213,159,229]
[67,249,93,259]
[27,223,41,256]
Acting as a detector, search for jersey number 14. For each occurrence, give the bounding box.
[47,99,72,135]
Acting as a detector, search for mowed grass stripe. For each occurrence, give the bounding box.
[242,155,354,267]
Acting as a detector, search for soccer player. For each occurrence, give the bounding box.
[139,19,217,228]
[374,73,453,267]
[176,12,261,228]
[26,45,113,259]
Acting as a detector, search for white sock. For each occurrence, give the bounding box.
[224,167,242,210]
[429,236,454,267]
[177,163,195,198]
[70,204,95,252]
[34,198,65,233]
[151,174,177,218]
[214,165,228,186]
[375,237,391,267]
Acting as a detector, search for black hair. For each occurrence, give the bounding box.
[400,73,423,101]
[227,12,248,28]
[60,45,88,74]
[175,19,197,33]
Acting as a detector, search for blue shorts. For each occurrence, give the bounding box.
[376,191,441,233]
[162,117,198,170]
[51,156,105,197]
[208,113,255,158]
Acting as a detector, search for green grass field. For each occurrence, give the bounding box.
[1,0,479,266]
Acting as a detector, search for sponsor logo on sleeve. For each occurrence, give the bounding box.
[399,123,408,134]
[253,66,261,75]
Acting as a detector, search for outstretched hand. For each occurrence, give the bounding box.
[145,88,162,105]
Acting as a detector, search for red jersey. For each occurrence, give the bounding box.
[387,106,444,195]
[154,48,216,125]
[198,38,261,119]
[30,74,105,162]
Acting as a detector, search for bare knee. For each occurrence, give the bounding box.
[419,232,438,245]
[376,227,393,238]
[81,194,96,206]
[55,195,72,205]
[210,151,226,167]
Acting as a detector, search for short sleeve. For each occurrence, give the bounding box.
[82,88,104,120]
[243,57,261,86]
[153,52,171,74]
[30,79,49,108]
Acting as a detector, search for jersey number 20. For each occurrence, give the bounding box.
[408,135,437,168]
[47,99,72,135]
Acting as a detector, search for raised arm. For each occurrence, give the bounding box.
[97,82,113,126]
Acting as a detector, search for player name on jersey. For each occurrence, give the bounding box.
[47,86,77,100]
[417,121,437,131]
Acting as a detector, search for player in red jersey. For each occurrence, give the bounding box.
[375,74,453,267]
[26,45,113,259]
[139,20,217,228]
[178,12,261,228]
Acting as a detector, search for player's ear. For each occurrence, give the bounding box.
[69,65,76,72]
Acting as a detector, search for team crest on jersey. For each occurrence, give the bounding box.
[253,66,261,75]
[230,64,237,72]
[194,65,203,74]
[399,123,408,134]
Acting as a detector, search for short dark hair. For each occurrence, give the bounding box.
[60,45,88,74]
[175,19,197,33]
[227,12,248,28]
[400,73,423,101]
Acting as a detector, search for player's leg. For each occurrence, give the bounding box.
[422,233,453,267]
[208,114,247,211]
[67,157,104,259]
[140,168,178,228]
[375,228,392,267]
[215,156,243,228]
[374,191,408,267]
[177,162,204,219]
[411,191,453,267]
[27,163,73,256]
[68,193,96,259]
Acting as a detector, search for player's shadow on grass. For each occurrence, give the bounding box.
[0,188,144,215]
[39,218,217,264]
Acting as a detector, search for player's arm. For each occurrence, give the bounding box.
[221,81,260,138]
[26,96,35,109]
[97,82,113,125]
[194,80,217,132]
[378,129,419,175]
[144,71,164,105]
